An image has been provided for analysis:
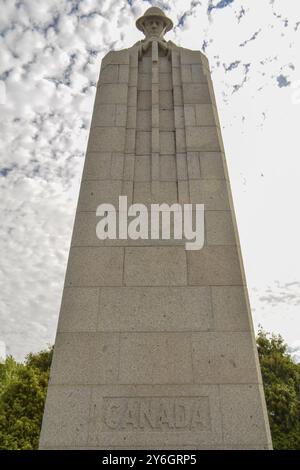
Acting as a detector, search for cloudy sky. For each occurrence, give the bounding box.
[0,0,299,362]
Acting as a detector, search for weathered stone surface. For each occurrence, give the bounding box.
[160,131,175,154]
[65,247,124,287]
[183,84,211,104]
[71,211,103,247]
[160,155,177,180]
[101,49,130,68]
[220,385,272,447]
[82,152,111,180]
[116,105,128,126]
[124,247,187,286]
[174,106,184,128]
[192,332,259,384]
[82,152,125,181]
[50,332,119,384]
[136,131,151,154]
[98,64,119,84]
[175,129,186,153]
[195,104,216,126]
[136,110,151,129]
[98,84,128,104]
[173,86,183,106]
[211,286,251,331]
[111,153,124,179]
[187,246,243,286]
[91,103,116,127]
[159,73,172,90]
[123,154,135,179]
[171,67,181,86]
[180,49,203,65]
[184,105,196,126]
[137,90,151,109]
[128,86,137,107]
[58,287,99,332]
[187,152,201,179]
[200,151,224,178]
[125,129,136,154]
[189,179,230,209]
[159,90,173,109]
[126,106,137,128]
[133,181,178,205]
[178,180,190,203]
[77,180,130,211]
[98,286,212,331]
[87,127,126,152]
[119,64,130,83]
[134,155,151,181]
[191,64,207,83]
[159,57,170,73]
[39,385,91,448]
[185,127,220,151]
[138,73,151,90]
[160,109,175,130]
[205,210,236,245]
[119,332,193,383]
[176,154,188,180]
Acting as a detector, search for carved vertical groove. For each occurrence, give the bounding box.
[171,49,189,203]
[151,41,160,185]
[122,48,139,197]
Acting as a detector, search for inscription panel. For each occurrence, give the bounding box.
[102,396,211,432]
[88,385,222,447]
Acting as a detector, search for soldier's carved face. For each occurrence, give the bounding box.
[143,17,166,38]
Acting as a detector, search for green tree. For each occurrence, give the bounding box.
[257,329,300,449]
[0,346,53,450]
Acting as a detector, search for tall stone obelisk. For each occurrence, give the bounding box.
[39,7,272,449]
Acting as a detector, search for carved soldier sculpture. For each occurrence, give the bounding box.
[135,7,173,58]
[39,7,272,450]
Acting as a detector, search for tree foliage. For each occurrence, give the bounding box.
[0,347,53,450]
[257,329,300,449]
[0,333,299,450]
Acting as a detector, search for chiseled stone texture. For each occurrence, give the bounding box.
[57,287,99,332]
[205,210,236,245]
[133,181,178,205]
[200,152,225,179]
[189,179,230,209]
[119,332,193,384]
[98,286,212,332]
[40,29,272,450]
[185,127,220,151]
[211,286,251,331]
[65,247,124,287]
[187,245,243,286]
[220,385,272,447]
[191,332,260,384]
[87,127,126,153]
[49,332,119,385]
[124,247,187,286]
[77,180,132,211]
[39,385,91,449]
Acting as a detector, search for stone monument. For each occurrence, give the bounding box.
[39,7,272,449]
